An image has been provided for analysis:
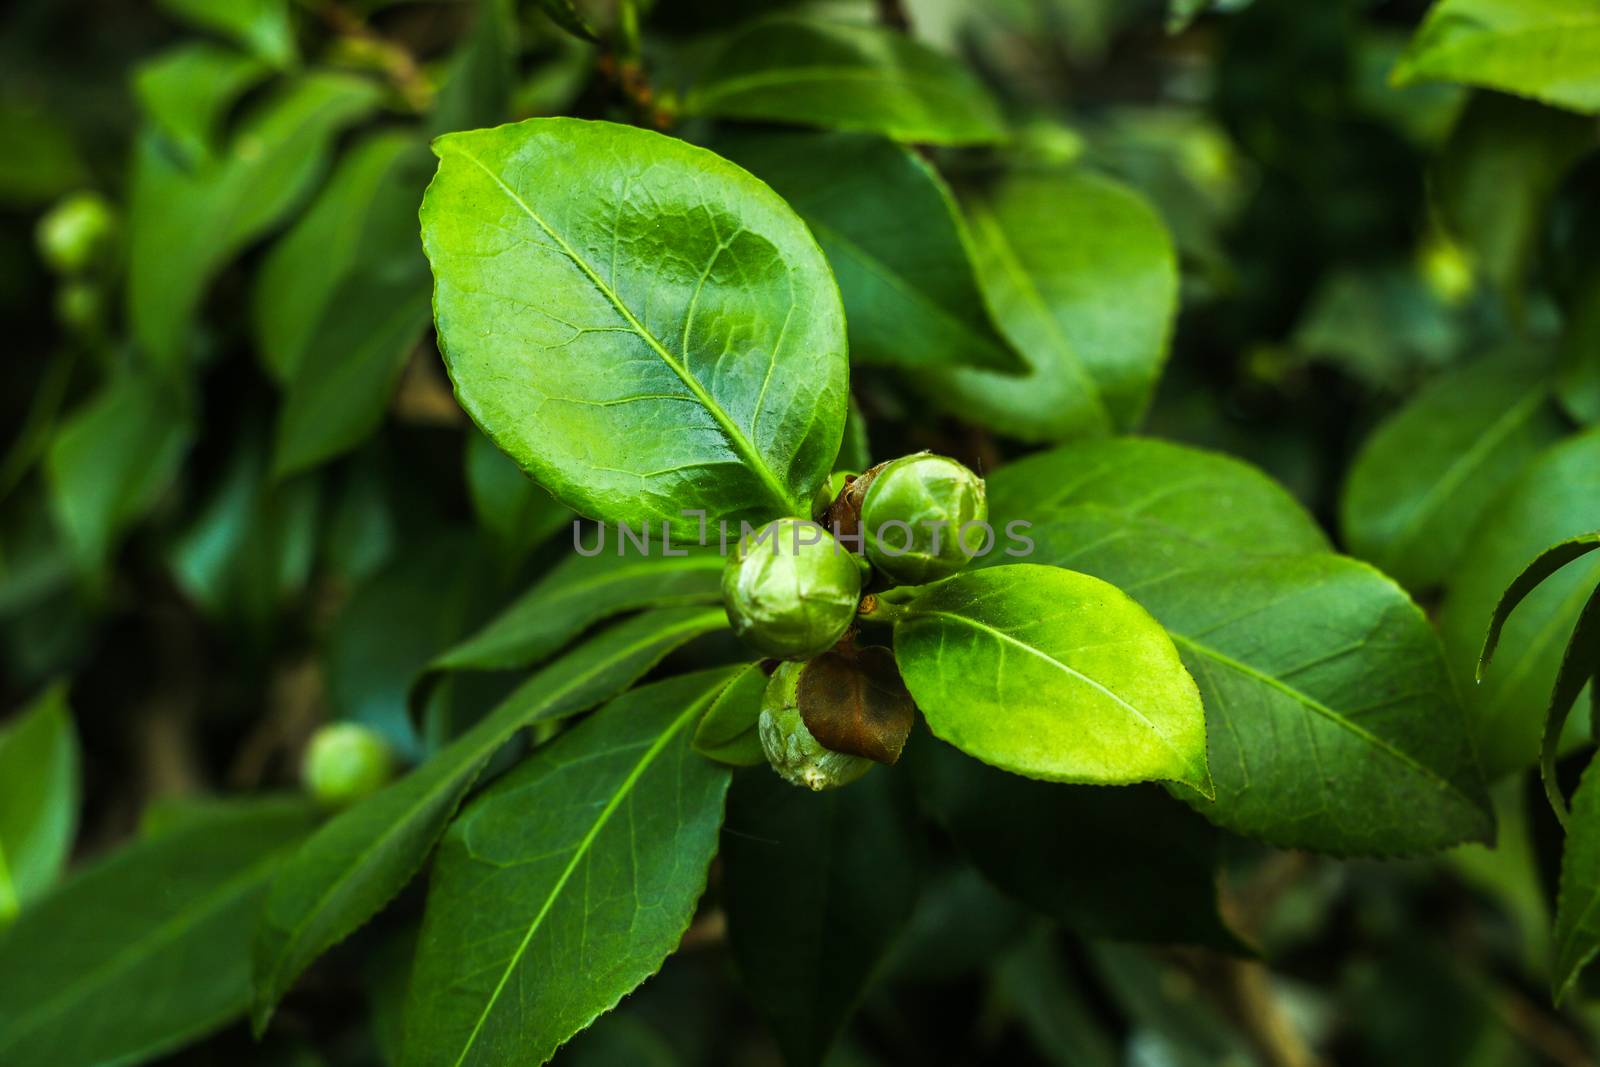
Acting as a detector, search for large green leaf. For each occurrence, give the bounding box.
[432,548,725,673]
[1433,93,1594,310]
[988,438,1493,855]
[251,605,728,1032]
[128,72,381,371]
[421,117,848,533]
[715,130,1019,372]
[266,125,439,473]
[908,736,1238,948]
[985,436,1331,564]
[157,0,297,67]
[402,668,737,1067]
[893,564,1211,792]
[1393,0,1600,114]
[253,132,430,384]
[46,373,193,574]
[133,43,270,166]
[1554,751,1600,1002]
[721,765,919,1067]
[0,684,78,923]
[684,15,1005,146]
[1340,356,1568,593]
[924,168,1178,440]
[0,799,316,1067]
[1439,428,1600,777]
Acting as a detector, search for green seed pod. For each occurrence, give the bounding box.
[758,662,873,791]
[722,516,861,660]
[36,192,118,276]
[55,280,105,336]
[860,452,988,585]
[302,723,394,808]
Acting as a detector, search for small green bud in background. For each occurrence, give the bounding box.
[302,723,394,808]
[36,192,118,276]
[55,280,104,336]
[758,662,873,791]
[722,516,861,660]
[860,452,988,585]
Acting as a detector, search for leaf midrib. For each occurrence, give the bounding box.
[445,146,801,517]
[446,687,717,1066]
[257,608,727,1018]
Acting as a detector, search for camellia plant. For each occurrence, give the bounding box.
[3,0,1600,1065]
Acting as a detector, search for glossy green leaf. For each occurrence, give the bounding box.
[0,684,78,923]
[717,130,1019,372]
[432,549,725,673]
[908,736,1239,948]
[1433,93,1593,310]
[925,168,1178,440]
[1393,0,1600,114]
[1554,750,1600,1002]
[988,438,1493,855]
[986,437,1331,563]
[45,373,192,573]
[1439,428,1600,778]
[251,605,727,1032]
[1341,356,1568,593]
[691,661,768,766]
[465,429,573,568]
[129,72,381,371]
[894,564,1211,792]
[157,0,297,68]
[402,668,737,1067]
[720,764,919,1067]
[685,15,1005,146]
[134,43,270,166]
[0,798,316,1067]
[254,132,430,384]
[421,117,848,533]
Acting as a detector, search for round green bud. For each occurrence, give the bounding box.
[860,452,988,585]
[722,517,861,660]
[302,723,394,808]
[36,192,118,276]
[758,662,872,791]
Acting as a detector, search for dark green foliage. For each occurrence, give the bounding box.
[5,1,1600,1065]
